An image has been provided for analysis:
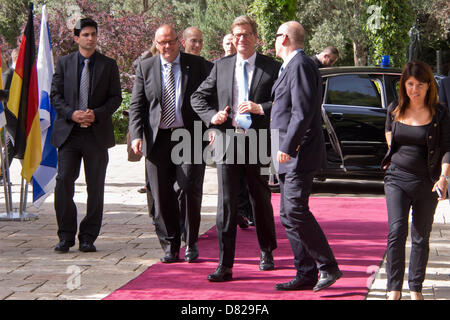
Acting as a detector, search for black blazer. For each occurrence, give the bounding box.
[191,53,280,131]
[50,51,122,149]
[382,101,450,181]
[128,52,209,158]
[270,50,325,175]
[439,76,450,109]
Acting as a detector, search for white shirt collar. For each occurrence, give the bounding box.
[236,51,257,67]
[281,48,302,70]
[160,52,181,67]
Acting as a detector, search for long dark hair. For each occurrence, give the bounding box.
[393,61,438,120]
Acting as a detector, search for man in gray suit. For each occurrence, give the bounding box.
[51,18,122,253]
[129,24,210,264]
[191,16,279,282]
[271,21,341,292]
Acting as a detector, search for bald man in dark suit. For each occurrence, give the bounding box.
[129,24,210,264]
[271,21,341,292]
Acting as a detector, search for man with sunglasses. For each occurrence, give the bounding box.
[129,24,210,264]
[271,21,342,292]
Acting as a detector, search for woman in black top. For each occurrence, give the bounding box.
[382,61,450,300]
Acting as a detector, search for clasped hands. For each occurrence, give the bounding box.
[72,109,95,128]
[209,102,262,145]
[210,101,262,126]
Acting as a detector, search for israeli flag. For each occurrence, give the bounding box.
[0,96,6,129]
[32,5,57,207]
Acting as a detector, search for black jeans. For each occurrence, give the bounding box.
[384,164,438,292]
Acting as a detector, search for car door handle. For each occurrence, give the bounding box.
[331,112,344,121]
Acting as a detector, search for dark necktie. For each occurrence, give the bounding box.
[161,63,176,127]
[79,58,90,110]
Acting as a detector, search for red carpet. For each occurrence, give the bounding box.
[105,195,387,300]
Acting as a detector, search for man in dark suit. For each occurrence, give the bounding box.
[50,18,122,253]
[271,21,341,291]
[440,75,450,109]
[191,16,279,282]
[439,75,450,203]
[311,46,339,68]
[129,24,209,263]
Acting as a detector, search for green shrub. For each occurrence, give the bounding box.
[112,91,132,144]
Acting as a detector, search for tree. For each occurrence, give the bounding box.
[0,0,29,47]
[39,0,168,91]
[410,0,450,73]
[248,0,296,54]
[364,0,414,67]
[296,0,371,66]
[185,0,251,60]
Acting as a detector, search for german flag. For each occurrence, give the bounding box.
[5,4,41,182]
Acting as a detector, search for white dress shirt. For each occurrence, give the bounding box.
[232,52,256,127]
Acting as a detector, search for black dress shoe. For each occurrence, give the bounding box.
[275,277,317,291]
[207,265,233,282]
[259,251,274,271]
[313,270,343,292]
[184,244,199,262]
[237,215,249,229]
[54,240,74,253]
[79,242,97,252]
[160,252,179,263]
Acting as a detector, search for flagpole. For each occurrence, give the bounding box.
[0,129,12,214]
[0,3,38,222]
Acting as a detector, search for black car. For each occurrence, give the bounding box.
[268,66,403,191]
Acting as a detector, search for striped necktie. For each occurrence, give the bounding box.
[161,63,176,127]
[79,58,90,110]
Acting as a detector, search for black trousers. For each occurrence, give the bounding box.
[279,170,339,280]
[145,129,204,255]
[54,128,108,243]
[384,164,438,292]
[214,131,277,268]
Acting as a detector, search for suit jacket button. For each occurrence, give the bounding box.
[428,135,432,139]
[430,150,434,154]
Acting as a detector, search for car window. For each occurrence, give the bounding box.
[325,74,382,108]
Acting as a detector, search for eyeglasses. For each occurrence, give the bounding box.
[233,33,254,40]
[156,38,178,46]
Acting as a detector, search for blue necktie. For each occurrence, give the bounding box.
[236,61,252,130]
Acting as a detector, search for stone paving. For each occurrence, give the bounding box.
[0,144,448,300]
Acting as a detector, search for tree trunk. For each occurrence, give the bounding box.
[143,0,149,13]
[353,40,368,66]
